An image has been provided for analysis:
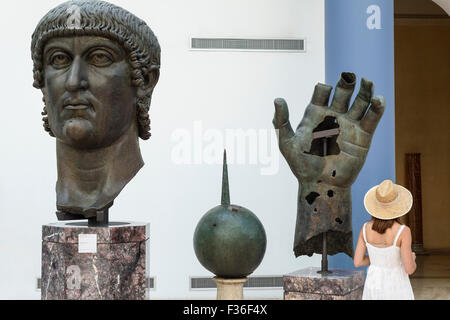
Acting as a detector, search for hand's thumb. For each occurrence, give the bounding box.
[273,98,290,128]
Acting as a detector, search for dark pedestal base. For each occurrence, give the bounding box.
[412,244,429,255]
[41,221,149,300]
[283,267,364,300]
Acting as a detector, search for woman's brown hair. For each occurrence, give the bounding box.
[371,217,400,234]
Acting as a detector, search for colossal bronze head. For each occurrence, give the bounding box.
[31,0,160,223]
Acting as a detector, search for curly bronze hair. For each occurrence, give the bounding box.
[31,0,161,140]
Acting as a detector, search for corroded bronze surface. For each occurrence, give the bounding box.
[31,1,160,221]
[193,151,267,278]
[273,72,385,258]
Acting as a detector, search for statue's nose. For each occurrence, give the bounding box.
[65,57,88,91]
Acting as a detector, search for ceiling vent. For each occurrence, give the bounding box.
[191,38,305,52]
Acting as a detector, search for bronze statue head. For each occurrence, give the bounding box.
[31,0,161,223]
[32,0,160,142]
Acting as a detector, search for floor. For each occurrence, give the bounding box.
[189,250,450,300]
[410,250,450,300]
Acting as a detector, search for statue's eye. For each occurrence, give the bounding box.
[88,50,113,67]
[50,53,71,68]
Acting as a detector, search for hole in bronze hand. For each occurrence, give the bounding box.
[304,116,340,156]
[305,192,320,205]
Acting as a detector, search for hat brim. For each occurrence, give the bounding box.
[364,184,413,220]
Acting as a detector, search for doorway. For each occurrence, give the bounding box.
[394,0,450,299]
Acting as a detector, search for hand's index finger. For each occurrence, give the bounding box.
[310,83,333,106]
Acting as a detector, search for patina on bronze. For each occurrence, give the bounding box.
[273,72,385,259]
[193,151,267,278]
[31,0,160,225]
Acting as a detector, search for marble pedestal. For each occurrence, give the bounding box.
[41,221,149,300]
[213,277,248,300]
[283,267,364,300]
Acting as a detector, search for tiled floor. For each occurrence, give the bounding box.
[410,250,450,300]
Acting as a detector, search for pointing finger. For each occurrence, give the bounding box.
[347,77,374,120]
[310,83,333,106]
[360,95,385,133]
[330,72,356,113]
[273,98,295,140]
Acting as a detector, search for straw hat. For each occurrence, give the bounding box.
[364,179,413,220]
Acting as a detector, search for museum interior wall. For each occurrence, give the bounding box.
[394,16,450,250]
[0,0,325,299]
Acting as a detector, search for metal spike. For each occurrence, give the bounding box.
[221,149,230,206]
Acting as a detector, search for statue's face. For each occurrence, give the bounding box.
[42,35,136,149]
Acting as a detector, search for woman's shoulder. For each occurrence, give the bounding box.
[396,223,411,245]
[398,224,411,235]
[394,222,410,232]
[365,220,373,229]
[361,220,372,236]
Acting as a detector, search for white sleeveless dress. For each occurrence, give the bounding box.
[362,223,415,300]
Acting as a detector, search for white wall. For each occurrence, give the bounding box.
[0,0,324,299]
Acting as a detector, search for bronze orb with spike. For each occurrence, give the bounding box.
[193,151,267,278]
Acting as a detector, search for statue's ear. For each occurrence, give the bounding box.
[137,65,160,98]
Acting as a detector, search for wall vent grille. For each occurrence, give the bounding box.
[191,38,305,52]
[36,278,41,290]
[146,277,155,290]
[190,276,283,290]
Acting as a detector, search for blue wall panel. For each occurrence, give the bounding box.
[325,0,396,269]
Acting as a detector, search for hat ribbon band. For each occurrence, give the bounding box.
[375,193,400,207]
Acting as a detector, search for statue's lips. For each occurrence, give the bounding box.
[62,98,93,111]
[64,104,90,110]
[61,100,94,120]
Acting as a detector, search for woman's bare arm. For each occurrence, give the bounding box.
[354,225,370,267]
[399,226,416,275]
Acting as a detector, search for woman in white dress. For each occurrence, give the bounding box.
[354,179,416,300]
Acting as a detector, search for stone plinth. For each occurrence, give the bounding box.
[41,221,149,300]
[213,277,248,300]
[283,267,364,300]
